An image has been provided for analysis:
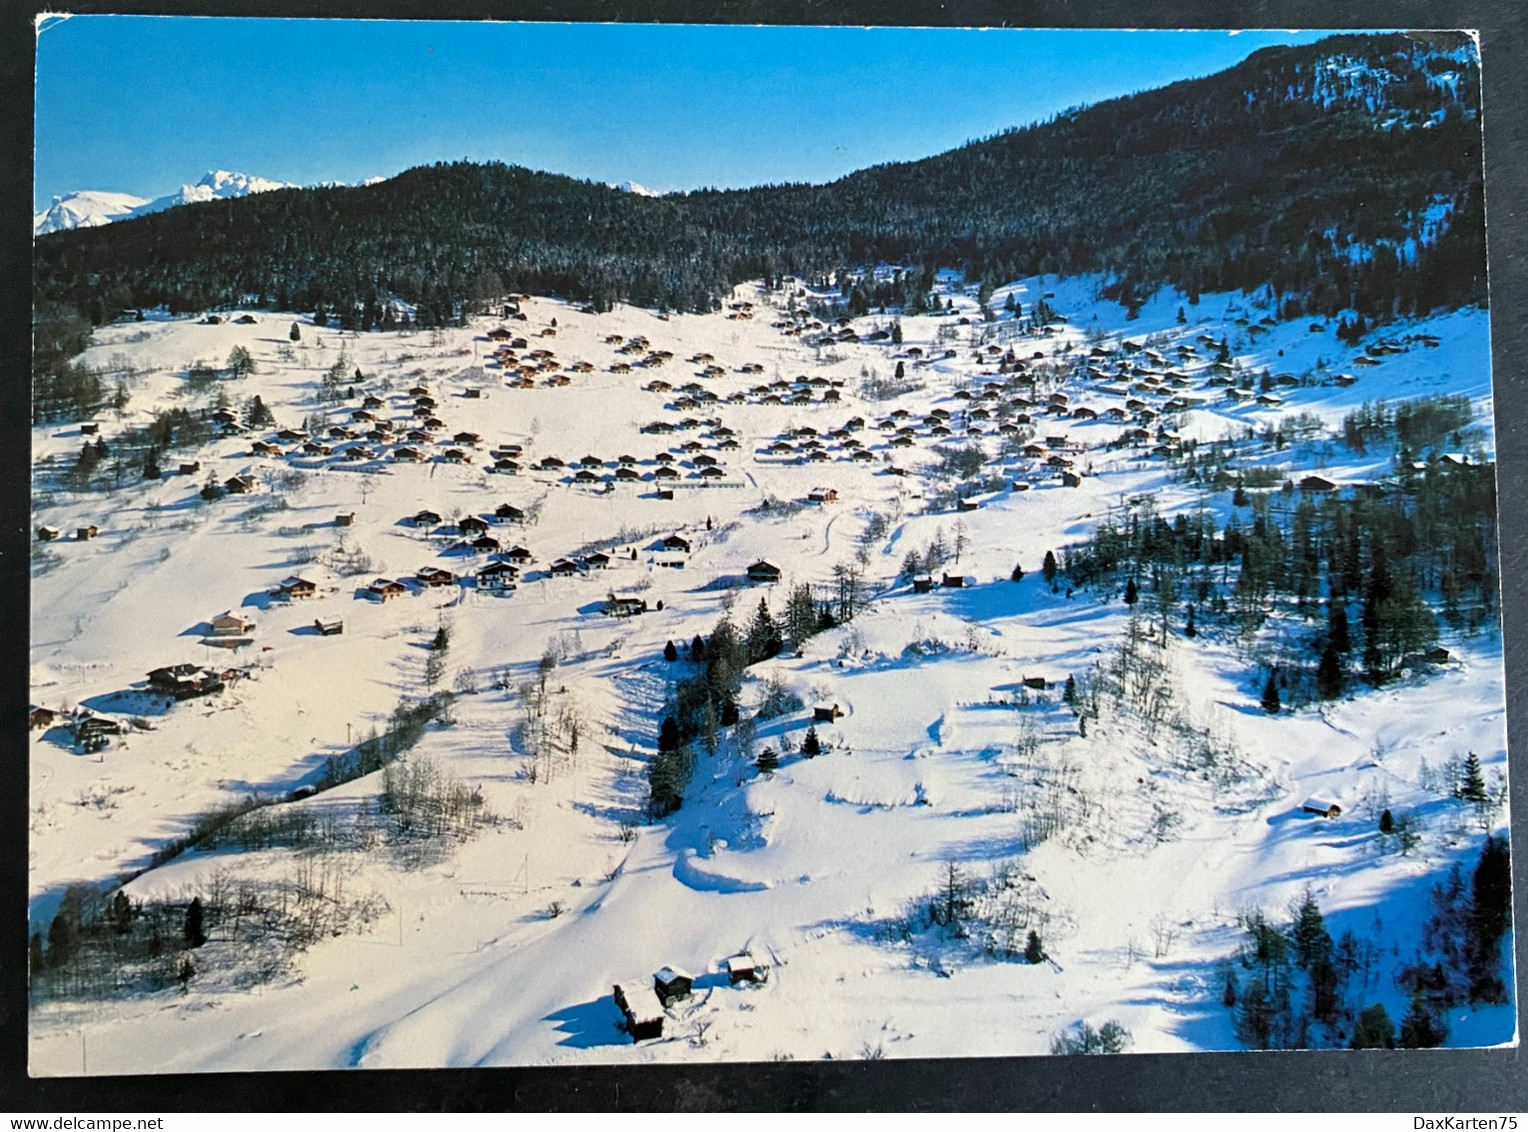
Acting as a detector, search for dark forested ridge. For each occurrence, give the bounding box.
[33,31,1484,326]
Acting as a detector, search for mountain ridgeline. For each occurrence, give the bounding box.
[33,32,1484,326]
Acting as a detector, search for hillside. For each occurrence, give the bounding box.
[28,267,1512,1071]
[32,32,1483,325]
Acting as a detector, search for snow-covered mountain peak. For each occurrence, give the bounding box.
[611,180,661,197]
[35,170,301,236]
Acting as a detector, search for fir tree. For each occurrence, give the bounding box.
[801,726,822,757]
[1024,929,1046,964]
[289,321,301,342]
[1316,645,1344,700]
[1011,562,1024,582]
[1379,808,1395,835]
[1351,1004,1396,1049]
[1261,672,1281,714]
[1399,991,1447,1048]
[1123,578,1139,605]
[184,896,207,948]
[1042,550,1059,590]
[111,890,133,934]
[690,634,707,663]
[756,746,778,774]
[663,639,678,662]
[1235,974,1274,1049]
[1457,751,1487,805]
[1185,603,1197,638]
[1222,969,1238,1008]
[1064,674,1077,706]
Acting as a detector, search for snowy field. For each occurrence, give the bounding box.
[28,272,1513,1072]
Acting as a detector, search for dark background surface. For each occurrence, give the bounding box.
[2,0,1524,1111]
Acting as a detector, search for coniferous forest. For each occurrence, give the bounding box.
[33,33,1482,330]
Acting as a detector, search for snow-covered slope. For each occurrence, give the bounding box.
[27,276,1512,1072]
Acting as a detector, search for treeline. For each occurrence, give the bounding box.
[1228,835,1511,1049]
[34,33,1482,329]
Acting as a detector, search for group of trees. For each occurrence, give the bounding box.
[1229,835,1511,1050]
[649,581,852,815]
[35,35,1481,329]
[1062,453,1496,698]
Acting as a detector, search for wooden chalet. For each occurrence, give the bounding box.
[477,562,519,591]
[494,503,526,523]
[209,611,256,637]
[614,984,665,1042]
[653,967,695,1007]
[912,576,934,594]
[660,534,692,553]
[314,616,344,636]
[36,526,60,542]
[813,704,843,723]
[279,576,317,599]
[225,474,257,495]
[147,663,224,700]
[1300,475,1338,493]
[746,560,782,585]
[416,567,455,588]
[505,546,534,564]
[724,953,768,985]
[941,573,966,588]
[1301,797,1342,818]
[548,559,581,577]
[459,516,491,536]
[807,487,838,504]
[606,596,649,617]
[368,578,408,602]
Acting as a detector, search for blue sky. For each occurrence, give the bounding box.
[34,20,1345,210]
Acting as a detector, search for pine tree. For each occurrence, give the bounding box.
[1351,1004,1395,1049]
[1316,645,1344,700]
[657,716,681,753]
[1011,562,1024,583]
[690,635,707,663]
[1042,550,1058,590]
[1235,974,1274,1049]
[111,890,133,934]
[1470,834,1512,954]
[1458,751,1487,805]
[1290,890,1332,970]
[1399,991,1447,1048]
[1063,674,1077,706]
[1123,578,1139,605]
[663,640,678,662]
[801,726,822,757]
[1328,601,1351,654]
[1184,603,1197,638]
[289,321,301,342]
[1261,672,1281,714]
[184,896,207,948]
[1177,305,1187,324]
[1024,929,1045,964]
[1379,808,1395,835]
[1222,969,1238,1008]
[756,746,778,774]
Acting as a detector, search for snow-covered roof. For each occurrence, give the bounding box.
[1302,796,1342,812]
[654,965,693,984]
[617,984,666,1025]
[724,953,762,973]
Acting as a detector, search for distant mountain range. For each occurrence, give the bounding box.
[33,170,303,235]
[33,32,1485,326]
